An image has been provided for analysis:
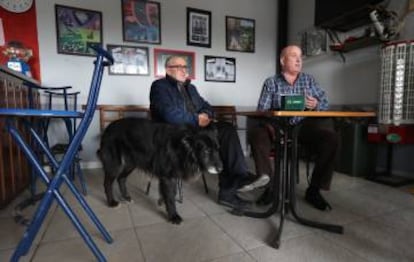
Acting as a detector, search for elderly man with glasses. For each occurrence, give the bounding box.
[150,55,269,209]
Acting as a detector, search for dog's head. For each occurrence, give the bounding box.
[179,126,223,180]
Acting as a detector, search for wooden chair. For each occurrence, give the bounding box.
[97,104,150,132]
[211,105,237,127]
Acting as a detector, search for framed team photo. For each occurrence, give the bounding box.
[186,8,211,48]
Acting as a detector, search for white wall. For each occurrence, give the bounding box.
[288,0,414,176]
[35,0,277,165]
[287,0,383,105]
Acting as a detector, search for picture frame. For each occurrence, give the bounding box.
[301,29,327,57]
[186,7,211,48]
[154,48,195,79]
[55,5,103,56]
[121,0,161,44]
[204,56,236,82]
[106,44,149,76]
[225,16,255,53]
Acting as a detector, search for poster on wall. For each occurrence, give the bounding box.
[55,5,103,56]
[186,8,211,48]
[205,56,235,82]
[106,44,149,75]
[225,16,255,53]
[122,0,161,44]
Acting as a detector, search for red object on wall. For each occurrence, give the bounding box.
[0,3,41,81]
[368,124,414,144]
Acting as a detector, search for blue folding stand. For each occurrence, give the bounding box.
[0,45,114,262]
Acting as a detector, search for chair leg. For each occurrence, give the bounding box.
[146,175,153,195]
[11,182,107,262]
[306,153,312,185]
[75,157,87,195]
[201,173,209,194]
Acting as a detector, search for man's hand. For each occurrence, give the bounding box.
[198,113,211,127]
[305,95,318,110]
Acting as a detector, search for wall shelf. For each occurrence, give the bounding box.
[330,36,382,53]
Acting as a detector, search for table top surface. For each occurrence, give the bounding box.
[236,110,376,118]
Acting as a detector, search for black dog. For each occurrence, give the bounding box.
[98,117,223,224]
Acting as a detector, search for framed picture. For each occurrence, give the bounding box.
[106,44,149,75]
[301,29,327,57]
[154,48,195,79]
[205,56,236,82]
[121,0,161,44]
[225,16,255,53]
[55,5,103,56]
[186,8,211,48]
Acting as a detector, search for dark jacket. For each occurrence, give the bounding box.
[150,75,214,126]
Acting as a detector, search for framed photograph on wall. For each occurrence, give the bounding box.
[186,7,211,48]
[106,44,149,75]
[154,48,195,79]
[301,29,327,57]
[205,56,236,82]
[121,0,161,44]
[225,16,255,53]
[55,5,103,56]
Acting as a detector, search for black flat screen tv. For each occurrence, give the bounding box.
[314,0,385,31]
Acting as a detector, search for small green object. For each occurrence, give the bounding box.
[281,95,305,110]
[386,133,401,143]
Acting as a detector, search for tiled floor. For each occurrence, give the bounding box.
[1,162,414,262]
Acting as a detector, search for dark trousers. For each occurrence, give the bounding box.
[248,118,338,190]
[211,121,248,192]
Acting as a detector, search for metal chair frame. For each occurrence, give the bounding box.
[0,45,114,262]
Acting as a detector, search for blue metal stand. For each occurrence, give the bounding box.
[0,45,114,262]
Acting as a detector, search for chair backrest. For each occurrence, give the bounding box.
[97,105,150,132]
[212,105,237,127]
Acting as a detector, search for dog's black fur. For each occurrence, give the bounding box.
[98,117,223,224]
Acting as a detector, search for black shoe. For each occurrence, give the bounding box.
[256,188,273,206]
[305,187,332,211]
[218,193,250,209]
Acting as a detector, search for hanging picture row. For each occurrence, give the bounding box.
[54,1,257,82]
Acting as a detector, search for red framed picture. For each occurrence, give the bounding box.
[153,48,195,79]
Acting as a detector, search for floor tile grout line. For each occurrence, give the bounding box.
[127,204,147,262]
[316,228,376,262]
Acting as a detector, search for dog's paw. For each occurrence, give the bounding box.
[168,214,183,224]
[108,200,119,208]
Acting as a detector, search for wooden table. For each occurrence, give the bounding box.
[235,110,376,248]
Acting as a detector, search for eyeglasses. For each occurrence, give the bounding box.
[167,65,188,70]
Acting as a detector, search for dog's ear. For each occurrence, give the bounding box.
[181,133,194,151]
[181,135,191,147]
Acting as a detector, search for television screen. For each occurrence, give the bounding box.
[314,0,385,31]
